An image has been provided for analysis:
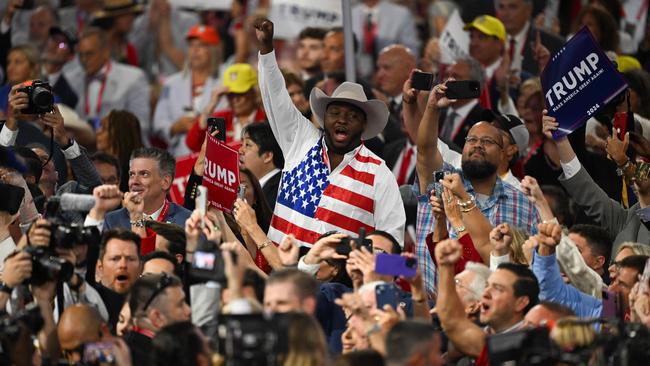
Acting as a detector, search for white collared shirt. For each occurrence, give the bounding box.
[448,99,479,138]
[258,168,281,188]
[86,62,111,119]
[484,57,503,81]
[509,21,530,72]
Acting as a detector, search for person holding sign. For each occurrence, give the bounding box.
[254,18,406,249]
[542,111,650,250]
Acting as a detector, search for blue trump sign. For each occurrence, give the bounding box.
[541,26,628,139]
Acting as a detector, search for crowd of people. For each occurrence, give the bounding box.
[1,0,650,365]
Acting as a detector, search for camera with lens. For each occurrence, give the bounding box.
[50,223,100,249]
[0,303,44,340]
[216,313,289,366]
[189,240,231,284]
[23,245,73,286]
[17,79,54,115]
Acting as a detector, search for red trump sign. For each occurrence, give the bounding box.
[203,134,240,213]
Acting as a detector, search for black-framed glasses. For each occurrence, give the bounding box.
[142,272,173,311]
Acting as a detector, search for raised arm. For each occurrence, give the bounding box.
[254,18,315,155]
[415,83,451,193]
[435,239,486,358]
[543,112,630,240]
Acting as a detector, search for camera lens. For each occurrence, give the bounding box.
[32,86,54,110]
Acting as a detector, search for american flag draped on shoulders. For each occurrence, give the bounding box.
[266,138,383,248]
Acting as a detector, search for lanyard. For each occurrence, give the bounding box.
[84,61,112,118]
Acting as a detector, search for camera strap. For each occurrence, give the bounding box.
[84,61,112,118]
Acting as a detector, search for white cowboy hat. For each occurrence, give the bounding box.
[309,82,389,140]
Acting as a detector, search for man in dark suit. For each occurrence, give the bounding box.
[496,0,564,75]
[240,123,284,211]
[375,45,416,145]
[85,147,191,255]
[438,58,487,151]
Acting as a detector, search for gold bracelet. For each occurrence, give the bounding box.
[458,197,475,209]
[257,239,273,250]
[460,203,477,213]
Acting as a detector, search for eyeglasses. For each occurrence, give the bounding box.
[465,136,503,148]
[609,260,622,270]
[142,272,173,311]
[455,278,480,297]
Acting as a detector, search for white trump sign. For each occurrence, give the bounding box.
[269,0,343,39]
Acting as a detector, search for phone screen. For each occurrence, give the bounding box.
[83,342,116,364]
[193,251,216,270]
[411,71,434,91]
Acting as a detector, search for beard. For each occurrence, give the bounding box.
[462,159,498,180]
[323,129,363,155]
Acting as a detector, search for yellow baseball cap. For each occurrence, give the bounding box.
[616,55,642,73]
[463,15,506,42]
[223,63,257,94]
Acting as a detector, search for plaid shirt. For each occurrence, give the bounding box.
[415,162,540,295]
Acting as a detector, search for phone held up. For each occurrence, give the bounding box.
[207,117,227,142]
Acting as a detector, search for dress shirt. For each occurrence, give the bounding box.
[447,99,479,139]
[508,22,530,72]
[258,50,406,246]
[259,168,281,188]
[391,141,416,181]
[532,250,602,318]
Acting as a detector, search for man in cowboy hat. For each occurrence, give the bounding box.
[253,18,406,248]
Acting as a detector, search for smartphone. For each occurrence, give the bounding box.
[411,71,434,91]
[640,258,650,293]
[375,253,417,278]
[237,184,247,201]
[207,117,226,142]
[433,171,446,199]
[445,80,481,99]
[375,283,399,309]
[612,111,629,139]
[336,236,373,256]
[83,342,116,364]
[196,185,208,216]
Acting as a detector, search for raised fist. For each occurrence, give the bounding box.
[253,18,274,54]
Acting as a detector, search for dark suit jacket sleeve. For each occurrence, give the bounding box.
[263,171,281,212]
[68,145,102,193]
[558,166,628,239]
[0,26,11,77]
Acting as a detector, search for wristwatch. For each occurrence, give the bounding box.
[0,282,13,295]
[454,225,467,234]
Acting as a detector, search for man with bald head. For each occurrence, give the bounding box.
[375,45,415,145]
[414,84,540,293]
[57,304,112,363]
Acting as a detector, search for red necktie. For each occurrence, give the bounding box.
[479,78,493,110]
[508,37,516,62]
[396,146,413,185]
[363,13,376,54]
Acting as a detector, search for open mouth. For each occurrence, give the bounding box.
[116,274,129,283]
[480,302,490,313]
[130,187,145,193]
[333,127,349,143]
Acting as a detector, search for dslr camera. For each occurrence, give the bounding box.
[17,79,54,115]
[23,246,73,286]
[49,224,100,249]
[0,303,44,340]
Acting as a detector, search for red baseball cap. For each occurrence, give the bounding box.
[186,25,220,46]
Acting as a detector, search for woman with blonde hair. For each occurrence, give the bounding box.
[282,312,329,366]
[0,45,40,115]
